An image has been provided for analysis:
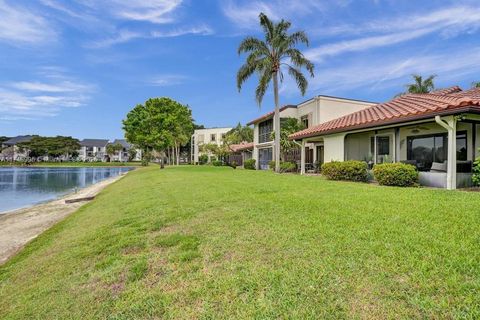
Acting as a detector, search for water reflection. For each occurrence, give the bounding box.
[0,167,132,213]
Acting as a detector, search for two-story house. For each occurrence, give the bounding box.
[109,139,142,162]
[0,136,34,161]
[191,127,232,164]
[78,139,109,162]
[247,95,376,170]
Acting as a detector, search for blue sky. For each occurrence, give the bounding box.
[1,0,480,140]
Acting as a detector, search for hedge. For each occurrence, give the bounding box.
[373,162,418,187]
[280,161,297,173]
[212,160,223,167]
[321,161,368,182]
[244,159,256,170]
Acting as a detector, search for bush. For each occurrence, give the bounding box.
[229,161,237,169]
[472,151,480,186]
[280,161,297,173]
[268,160,276,170]
[321,161,368,182]
[244,159,256,170]
[212,160,223,166]
[198,154,208,165]
[373,162,418,187]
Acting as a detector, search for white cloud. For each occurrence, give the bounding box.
[148,74,187,87]
[291,47,480,96]
[306,5,480,62]
[88,25,213,48]
[77,0,183,24]
[0,69,94,120]
[0,0,56,44]
[222,0,328,30]
[305,28,436,62]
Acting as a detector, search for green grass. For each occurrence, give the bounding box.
[0,161,144,167]
[1,166,479,319]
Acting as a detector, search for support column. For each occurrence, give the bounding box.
[436,116,457,190]
[300,139,306,175]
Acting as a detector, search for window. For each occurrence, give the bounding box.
[301,115,309,128]
[210,134,216,142]
[377,136,390,155]
[407,131,467,171]
[258,119,273,143]
[258,148,272,170]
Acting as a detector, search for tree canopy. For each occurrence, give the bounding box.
[122,97,194,164]
[223,123,253,145]
[404,74,436,94]
[17,136,80,158]
[271,118,305,157]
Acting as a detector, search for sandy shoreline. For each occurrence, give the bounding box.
[0,173,126,265]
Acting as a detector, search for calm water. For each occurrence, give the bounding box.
[0,167,133,213]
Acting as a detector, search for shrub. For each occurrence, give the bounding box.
[244,159,256,170]
[229,161,237,169]
[373,162,418,187]
[280,161,297,173]
[198,154,208,165]
[472,150,480,186]
[268,160,276,170]
[212,160,223,166]
[321,161,368,182]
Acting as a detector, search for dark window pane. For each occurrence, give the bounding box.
[377,136,390,155]
[457,132,467,161]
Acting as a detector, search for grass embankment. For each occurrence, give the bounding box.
[0,161,143,167]
[1,166,479,318]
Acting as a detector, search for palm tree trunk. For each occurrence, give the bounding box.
[273,71,280,173]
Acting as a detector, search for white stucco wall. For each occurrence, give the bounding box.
[318,97,374,125]
[191,127,232,163]
[323,134,346,162]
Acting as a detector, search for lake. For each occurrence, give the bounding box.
[0,167,133,213]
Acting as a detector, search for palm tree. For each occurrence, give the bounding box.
[237,13,314,173]
[406,74,436,94]
[472,81,480,88]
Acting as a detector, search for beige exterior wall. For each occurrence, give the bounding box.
[318,97,374,125]
[191,127,232,163]
[323,134,346,162]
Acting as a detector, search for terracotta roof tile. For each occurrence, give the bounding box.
[290,86,480,139]
[247,105,297,125]
[229,142,254,153]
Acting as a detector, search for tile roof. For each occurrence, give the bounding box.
[290,86,480,140]
[3,135,34,146]
[229,142,254,153]
[112,139,131,149]
[247,105,297,125]
[80,139,109,147]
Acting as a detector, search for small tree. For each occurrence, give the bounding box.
[128,148,138,161]
[472,81,480,88]
[224,123,253,145]
[106,143,123,161]
[270,118,305,161]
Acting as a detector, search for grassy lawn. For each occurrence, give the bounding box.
[0,161,143,167]
[1,166,479,319]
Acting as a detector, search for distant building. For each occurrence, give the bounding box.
[0,135,34,161]
[191,127,232,163]
[78,139,109,162]
[109,139,142,162]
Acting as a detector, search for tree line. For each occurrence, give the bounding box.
[16,136,80,159]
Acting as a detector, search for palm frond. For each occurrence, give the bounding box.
[259,13,274,44]
[237,37,269,55]
[283,48,314,77]
[255,70,272,106]
[287,66,308,95]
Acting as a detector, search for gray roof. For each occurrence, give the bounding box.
[3,135,34,146]
[80,139,109,147]
[112,139,131,149]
